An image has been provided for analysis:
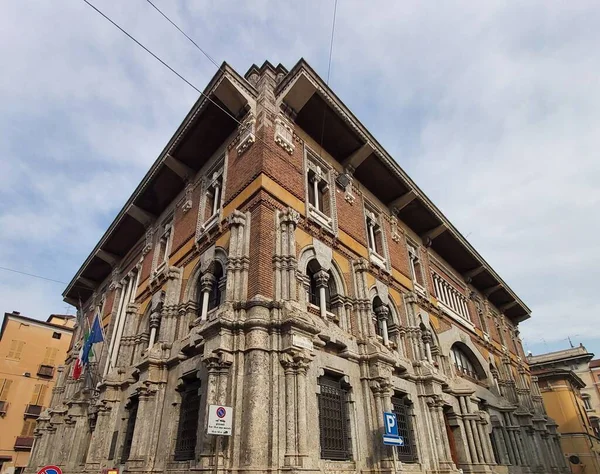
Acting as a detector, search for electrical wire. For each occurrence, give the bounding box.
[144,0,221,71]
[81,0,306,175]
[82,0,241,128]
[326,0,339,86]
[0,266,67,285]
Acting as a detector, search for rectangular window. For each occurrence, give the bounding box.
[52,332,61,340]
[392,394,418,463]
[175,378,202,460]
[364,205,388,269]
[7,340,25,360]
[108,431,119,460]
[42,347,58,366]
[121,397,139,463]
[407,243,424,288]
[156,221,172,270]
[583,397,592,410]
[0,379,13,401]
[474,301,488,334]
[21,419,36,437]
[30,384,48,406]
[305,149,336,232]
[318,374,351,461]
[199,159,226,236]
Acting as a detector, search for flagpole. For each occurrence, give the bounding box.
[92,310,108,390]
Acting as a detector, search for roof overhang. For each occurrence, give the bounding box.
[63,64,255,303]
[277,59,531,323]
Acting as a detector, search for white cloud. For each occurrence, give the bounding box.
[0,0,597,354]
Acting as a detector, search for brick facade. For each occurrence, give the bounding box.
[29,60,567,474]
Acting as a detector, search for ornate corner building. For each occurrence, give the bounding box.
[27,60,568,474]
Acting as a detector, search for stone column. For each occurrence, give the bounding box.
[280,350,312,467]
[374,305,390,345]
[475,413,494,464]
[459,397,479,463]
[314,270,330,318]
[420,326,433,363]
[428,396,453,470]
[200,273,216,320]
[240,306,272,469]
[500,425,516,465]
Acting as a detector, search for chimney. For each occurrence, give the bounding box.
[12,311,20,315]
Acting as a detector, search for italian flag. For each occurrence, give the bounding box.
[72,329,93,380]
[72,346,84,380]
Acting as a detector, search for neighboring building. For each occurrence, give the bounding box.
[589,359,600,436]
[529,346,600,473]
[0,311,74,474]
[28,60,568,474]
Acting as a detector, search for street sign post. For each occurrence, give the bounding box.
[207,405,233,436]
[382,412,404,446]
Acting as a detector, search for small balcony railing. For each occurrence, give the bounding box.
[37,364,55,378]
[14,436,34,450]
[24,404,43,418]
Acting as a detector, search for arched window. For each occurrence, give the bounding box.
[450,344,484,380]
[307,259,333,312]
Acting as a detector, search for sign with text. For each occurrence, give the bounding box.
[207,405,233,436]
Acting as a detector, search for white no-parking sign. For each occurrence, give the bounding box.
[207,405,233,435]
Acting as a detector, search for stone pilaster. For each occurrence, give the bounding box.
[227,210,251,302]
[274,207,299,302]
[280,350,313,467]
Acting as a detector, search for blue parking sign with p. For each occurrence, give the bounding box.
[383,412,404,446]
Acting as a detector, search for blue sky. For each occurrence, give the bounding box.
[1,0,599,358]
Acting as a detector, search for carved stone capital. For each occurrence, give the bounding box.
[374,304,390,321]
[313,269,330,288]
[200,273,216,293]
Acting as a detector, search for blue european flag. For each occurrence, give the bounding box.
[81,313,104,364]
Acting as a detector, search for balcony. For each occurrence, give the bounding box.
[14,436,34,450]
[24,405,43,418]
[37,364,54,378]
[0,400,8,415]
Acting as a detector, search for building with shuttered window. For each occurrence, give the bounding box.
[0,312,74,474]
[28,60,568,474]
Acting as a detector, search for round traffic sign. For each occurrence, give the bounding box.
[37,466,63,474]
[216,406,226,418]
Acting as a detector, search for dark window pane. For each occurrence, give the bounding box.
[175,379,202,460]
[392,396,418,463]
[318,376,351,460]
[121,397,139,462]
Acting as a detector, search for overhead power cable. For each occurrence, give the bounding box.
[82,0,241,128]
[144,0,221,71]
[81,0,305,173]
[0,265,67,285]
[326,0,339,86]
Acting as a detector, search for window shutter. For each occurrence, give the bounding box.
[30,384,42,405]
[21,419,36,436]
[43,347,58,365]
[38,385,48,406]
[0,379,12,401]
[7,340,24,359]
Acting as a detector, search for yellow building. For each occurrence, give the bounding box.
[0,311,74,474]
[529,347,600,474]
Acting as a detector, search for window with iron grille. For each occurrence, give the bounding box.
[318,374,351,460]
[392,395,418,462]
[174,378,202,461]
[121,397,139,463]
